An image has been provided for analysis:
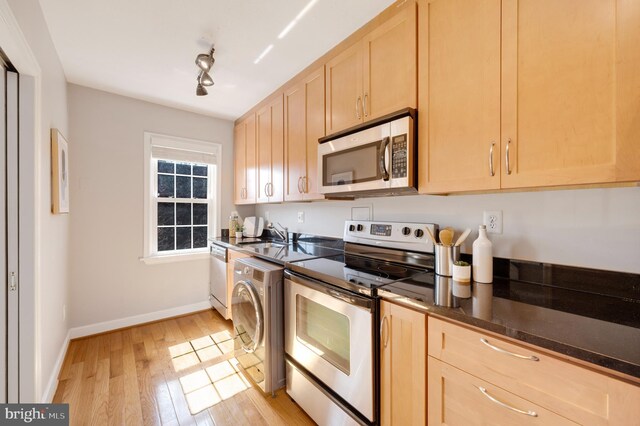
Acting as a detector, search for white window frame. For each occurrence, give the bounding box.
[141,132,222,264]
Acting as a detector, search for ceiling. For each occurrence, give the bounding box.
[38,0,396,121]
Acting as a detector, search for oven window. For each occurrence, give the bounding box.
[323,140,382,186]
[296,295,350,374]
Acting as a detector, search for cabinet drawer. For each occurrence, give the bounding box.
[428,357,577,426]
[428,317,640,426]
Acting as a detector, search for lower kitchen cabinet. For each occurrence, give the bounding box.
[379,300,426,426]
[428,357,576,426]
[226,249,250,320]
[428,317,640,426]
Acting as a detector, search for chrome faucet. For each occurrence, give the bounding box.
[268,222,289,243]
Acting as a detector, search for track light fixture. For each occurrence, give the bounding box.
[195,46,215,96]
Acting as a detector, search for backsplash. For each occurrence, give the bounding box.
[254,186,640,274]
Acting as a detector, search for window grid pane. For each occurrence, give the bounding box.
[155,160,210,253]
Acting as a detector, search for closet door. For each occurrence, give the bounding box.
[0,56,7,404]
[1,58,20,403]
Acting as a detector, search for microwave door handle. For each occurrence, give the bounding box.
[380,137,390,181]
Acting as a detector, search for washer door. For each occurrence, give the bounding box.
[231,280,263,353]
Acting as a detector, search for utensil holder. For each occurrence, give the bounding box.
[434,244,460,277]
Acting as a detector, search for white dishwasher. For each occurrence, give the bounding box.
[209,241,230,320]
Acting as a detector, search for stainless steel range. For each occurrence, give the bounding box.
[284,220,437,425]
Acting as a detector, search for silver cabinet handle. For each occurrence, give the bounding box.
[480,338,539,361]
[301,176,307,193]
[268,182,273,197]
[264,183,269,198]
[356,96,362,119]
[363,92,368,117]
[477,386,538,417]
[297,176,303,194]
[505,139,512,175]
[380,315,389,348]
[489,142,495,177]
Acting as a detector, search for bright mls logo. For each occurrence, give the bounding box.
[1,404,68,425]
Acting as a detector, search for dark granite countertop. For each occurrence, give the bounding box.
[210,236,640,381]
[378,261,640,382]
[209,235,343,265]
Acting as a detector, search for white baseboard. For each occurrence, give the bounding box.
[41,330,71,403]
[41,301,211,402]
[68,300,212,339]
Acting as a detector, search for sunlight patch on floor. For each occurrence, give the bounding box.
[169,332,253,414]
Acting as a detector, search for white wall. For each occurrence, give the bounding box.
[256,186,640,274]
[67,84,245,328]
[5,0,70,402]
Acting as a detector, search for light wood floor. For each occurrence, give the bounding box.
[53,309,315,425]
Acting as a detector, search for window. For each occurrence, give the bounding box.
[143,133,221,262]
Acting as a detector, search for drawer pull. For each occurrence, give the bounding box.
[477,386,538,417]
[480,338,540,361]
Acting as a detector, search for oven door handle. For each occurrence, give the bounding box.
[379,136,390,181]
[327,289,357,305]
[285,270,374,310]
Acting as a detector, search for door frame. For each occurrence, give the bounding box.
[0,0,42,402]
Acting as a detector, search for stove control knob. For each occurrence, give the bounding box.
[349,224,356,232]
[357,224,364,232]
[401,226,411,236]
[414,229,424,238]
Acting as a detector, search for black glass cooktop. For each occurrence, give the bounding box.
[286,254,432,297]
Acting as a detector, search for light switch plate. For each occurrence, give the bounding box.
[297,211,304,223]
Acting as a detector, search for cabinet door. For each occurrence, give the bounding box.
[325,42,363,135]
[233,122,246,204]
[243,114,257,203]
[363,1,417,121]
[417,0,501,194]
[501,0,640,188]
[380,300,426,426]
[234,115,256,204]
[302,66,325,201]
[284,81,307,202]
[428,357,577,426]
[256,103,272,203]
[256,94,284,203]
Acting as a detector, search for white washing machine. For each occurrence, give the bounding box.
[231,257,285,394]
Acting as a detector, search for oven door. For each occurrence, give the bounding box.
[284,272,374,422]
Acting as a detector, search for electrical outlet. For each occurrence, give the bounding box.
[264,211,270,222]
[297,211,305,223]
[483,210,503,234]
[62,304,67,322]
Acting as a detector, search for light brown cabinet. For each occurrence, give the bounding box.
[326,1,417,135]
[418,0,640,194]
[256,94,284,203]
[233,114,256,204]
[428,317,640,426]
[284,66,325,201]
[379,300,426,426]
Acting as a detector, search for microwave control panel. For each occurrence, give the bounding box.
[391,134,408,178]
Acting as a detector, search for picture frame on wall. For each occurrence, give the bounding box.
[51,128,70,214]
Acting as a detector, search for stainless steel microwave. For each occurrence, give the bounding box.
[318,109,416,198]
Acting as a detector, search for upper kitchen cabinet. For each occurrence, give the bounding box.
[284,66,325,201]
[417,0,501,193]
[326,1,417,135]
[419,0,640,194]
[500,0,640,188]
[256,94,284,203]
[234,114,256,204]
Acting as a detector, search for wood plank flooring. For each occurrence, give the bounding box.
[53,309,315,425]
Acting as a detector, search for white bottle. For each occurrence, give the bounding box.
[472,225,493,283]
